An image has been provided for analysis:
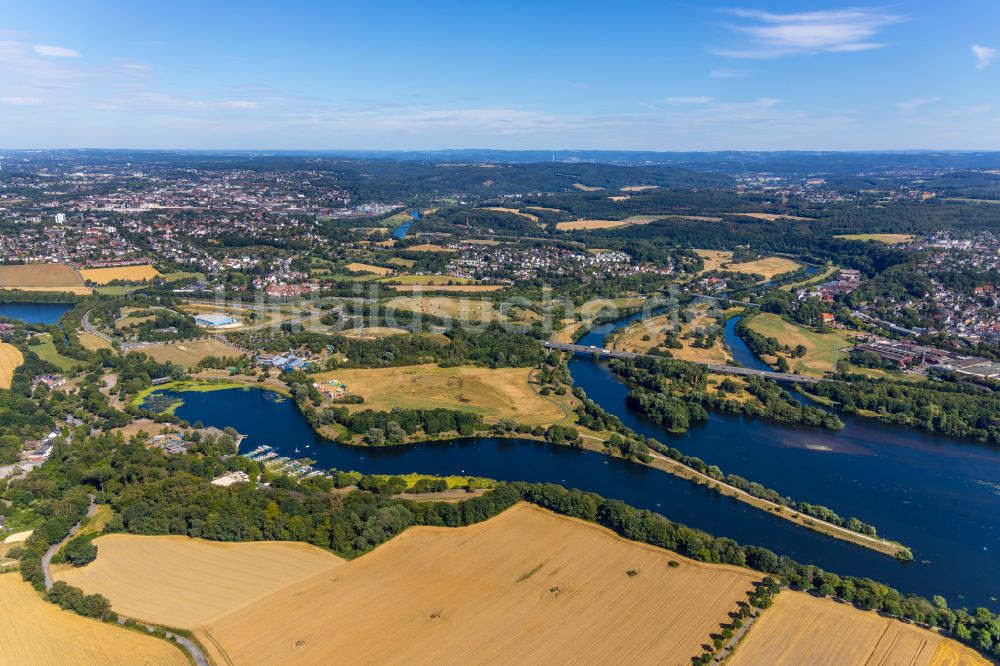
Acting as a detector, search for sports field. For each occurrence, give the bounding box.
[748,313,851,376]
[344,262,393,275]
[128,338,242,368]
[80,264,161,284]
[196,503,761,665]
[312,364,567,425]
[835,233,915,244]
[730,591,988,666]
[0,263,90,295]
[0,342,24,389]
[56,534,344,628]
[0,574,187,666]
[556,215,664,231]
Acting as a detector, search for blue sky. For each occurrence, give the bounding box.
[1,1,998,150]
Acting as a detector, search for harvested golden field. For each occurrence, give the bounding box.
[198,503,761,666]
[0,263,90,295]
[344,262,393,275]
[0,342,24,389]
[80,264,161,284]
[0,574,187,666]
[523,206,563,213]
[78,331,113,351]
[730,591,988,666]
[621,184,658,192]
[341,326,409,338]
[556,214,663,231]
[732,212,811,221]
[572,182,604,191]
[483,206,540,222]
[403,243,457,252]
[727,256,802,279]
[835,233,915,244]
[388,284,504,292]
[56,534,344,628]
[128,338,242,368]
[386,257,415,268]
[312,364,566,425]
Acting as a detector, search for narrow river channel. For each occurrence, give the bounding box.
[161,311,1000,609]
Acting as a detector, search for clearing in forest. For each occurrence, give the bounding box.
[0,574,187,666]
[729,591,988,666]
[556,215,664,231]
[196,503,761,666]
[55,535,344,628]
[835,233,914,244]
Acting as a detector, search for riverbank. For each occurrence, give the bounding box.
[575,437,909,559]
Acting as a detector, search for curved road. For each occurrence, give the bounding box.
[41,495,209,666]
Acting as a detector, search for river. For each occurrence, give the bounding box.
[161,311,1000,609]
[0,301,74,325]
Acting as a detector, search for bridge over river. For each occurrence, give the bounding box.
[541,341,820,384]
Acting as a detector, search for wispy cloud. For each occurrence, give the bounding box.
[972,44,996,70]
[715,8,903,58]
[709,67,744,79]
[1,96,41,105]
[33,44,80,58]
[664,96,713,104]
[896,97,941,114]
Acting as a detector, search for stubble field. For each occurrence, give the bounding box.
[55,534,344,628]
[0,342,24,388]
[196,503,761,665]
[0,574,187,666]
[729,591,988,666]
[0,263,90,295]
[80,264,161,284]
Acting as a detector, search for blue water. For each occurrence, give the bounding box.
[393,221,413,239]
[161,311,1000,609]
[0,301,73,325]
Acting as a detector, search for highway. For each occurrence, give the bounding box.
[542,341,821,384]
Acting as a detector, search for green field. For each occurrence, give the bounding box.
[378,274,477,285]
[834,234,913,244]
[748,314,851,377]
[160,271,206,282]
[30,333,81,371]
[95,285,142,296]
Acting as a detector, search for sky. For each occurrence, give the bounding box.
[1,1,999,151]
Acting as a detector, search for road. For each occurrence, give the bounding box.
[542,341,821,384]
[81,310,113,344]
[40,494,209,665]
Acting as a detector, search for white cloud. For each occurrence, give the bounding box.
[33,44,80,58]
[1,96,40,105]
[896,97,941,114]
[216,100,258,109]
[716,8,902,58]
[972,44,996,70]
[664,96,713,104]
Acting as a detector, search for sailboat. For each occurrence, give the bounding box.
[294,445,300,454]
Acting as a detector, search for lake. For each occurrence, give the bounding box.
[160,311,1000,609]
[0,301,73,325]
